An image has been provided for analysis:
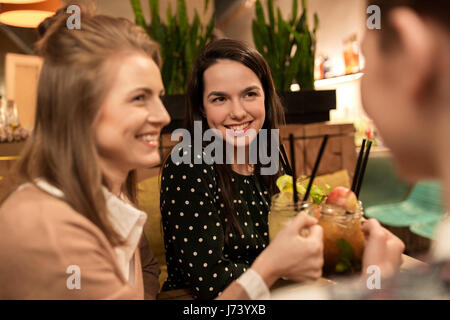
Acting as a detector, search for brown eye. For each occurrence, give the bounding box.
[245,91,258,98]
[133,94,146,102]
[212,96,226,103]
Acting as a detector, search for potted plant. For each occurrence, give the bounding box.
[252,0,336,123]
[130,0,215,132]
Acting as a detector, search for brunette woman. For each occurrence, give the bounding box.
[160,39,324,299]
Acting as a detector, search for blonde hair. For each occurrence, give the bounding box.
[1,5,161,246]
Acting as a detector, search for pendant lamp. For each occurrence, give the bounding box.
[0,0,62,28]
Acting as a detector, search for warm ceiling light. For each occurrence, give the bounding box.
[0,1,46,4]
[0,10,54,27]
[0,0,62,28]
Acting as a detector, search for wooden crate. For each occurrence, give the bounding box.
[1,123,357,182]
[279,122,357,179]
[159,122,357,179]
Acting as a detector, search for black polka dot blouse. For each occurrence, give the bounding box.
[160,156,271,299]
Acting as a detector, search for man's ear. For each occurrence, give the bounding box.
[388,8,436,103]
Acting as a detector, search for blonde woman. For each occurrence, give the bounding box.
[0,5,324,300]
[0,8,169,299]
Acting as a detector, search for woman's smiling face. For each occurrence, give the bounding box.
[202,59,266,149]
[93,53,170,174]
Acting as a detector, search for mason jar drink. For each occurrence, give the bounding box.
[269,192,315,241]
[318,201,365,275]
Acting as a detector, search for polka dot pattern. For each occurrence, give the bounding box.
[160,154,270,299]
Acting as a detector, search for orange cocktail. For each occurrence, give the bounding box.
[318,202,365,275]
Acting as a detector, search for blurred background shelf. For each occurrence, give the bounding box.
[0,141,25,157]
[314,72,364,88]
[0,141,24,180]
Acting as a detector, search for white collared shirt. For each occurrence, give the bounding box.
[28,179,147,284]
[102,187,147,283]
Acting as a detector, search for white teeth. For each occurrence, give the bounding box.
[228,122,249,131]
[137,134,157,142]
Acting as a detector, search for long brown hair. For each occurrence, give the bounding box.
[0,6,161,246]
[182,39,285,240]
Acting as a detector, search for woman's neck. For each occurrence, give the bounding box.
[231,163,254,176]
[108,177,125,197]
[98,159,128,197]
[229,144,254,175]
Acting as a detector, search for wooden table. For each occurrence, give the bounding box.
[157,288,193,300]
[270,254,427,299]
[157,255,427,300]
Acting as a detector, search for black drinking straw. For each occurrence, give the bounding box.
[303,135,329,202]
[351,139,367,192]
[355,140,373,198]
[289,134,299,205]
[279,143,293,176]
[279,151,290,176]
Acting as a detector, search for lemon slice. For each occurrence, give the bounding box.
[276,175,293,192]
[296,183,306,195]
[276,175,307,195]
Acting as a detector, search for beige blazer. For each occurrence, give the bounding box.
[0,184,159,299]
